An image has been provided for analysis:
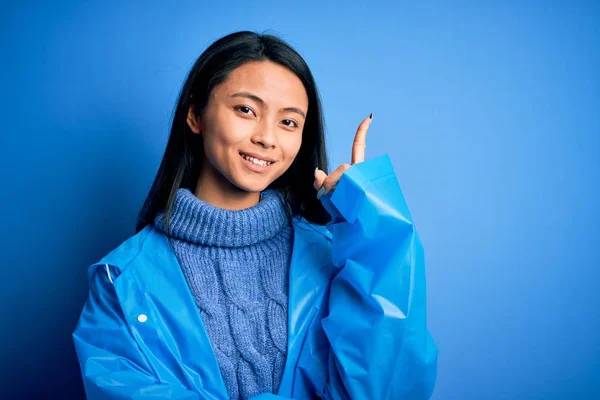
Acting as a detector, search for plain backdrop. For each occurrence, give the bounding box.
[1,1,598,398]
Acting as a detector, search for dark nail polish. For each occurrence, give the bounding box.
[316,186,325,199]
[369,113,373,120]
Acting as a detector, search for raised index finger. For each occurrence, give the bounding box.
[351,114,372,164]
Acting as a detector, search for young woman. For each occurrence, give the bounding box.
[72,31,438,400]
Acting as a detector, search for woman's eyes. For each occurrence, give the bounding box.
[234,106,299,128]
[235,105,255,115]
[282,119,299,128]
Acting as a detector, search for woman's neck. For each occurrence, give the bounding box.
[194,160,260,210]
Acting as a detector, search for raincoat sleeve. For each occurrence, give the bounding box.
[318,154,438,399]
[72,265,200,400]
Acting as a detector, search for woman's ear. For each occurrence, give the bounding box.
[186,105,202,134]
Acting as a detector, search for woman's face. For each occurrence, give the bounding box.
[188,60,308,196]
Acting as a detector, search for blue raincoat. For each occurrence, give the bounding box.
[72,154,438,399]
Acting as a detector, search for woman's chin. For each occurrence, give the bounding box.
[232,179,271,194]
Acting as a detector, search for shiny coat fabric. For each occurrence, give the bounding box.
[72,154,438,399]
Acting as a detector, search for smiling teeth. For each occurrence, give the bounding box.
[241,154,272,166]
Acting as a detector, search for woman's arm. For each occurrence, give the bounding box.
[72,265,200,400]
[319,154,438,399]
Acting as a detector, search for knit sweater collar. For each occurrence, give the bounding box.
[153,188,290,248]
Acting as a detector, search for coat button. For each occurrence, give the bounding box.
[137,314,148,323]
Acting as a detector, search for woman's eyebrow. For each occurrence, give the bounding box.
[230,91,306,119]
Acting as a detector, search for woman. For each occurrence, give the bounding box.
[72,31,438,400]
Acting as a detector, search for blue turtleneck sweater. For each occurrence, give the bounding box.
[153,188,293,400]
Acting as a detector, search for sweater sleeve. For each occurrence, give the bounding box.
[72,264,201,400]
[318,154,438,399]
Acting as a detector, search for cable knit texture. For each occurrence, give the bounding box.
[153,188,292,400]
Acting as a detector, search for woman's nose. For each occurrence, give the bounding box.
[251,121,276,148]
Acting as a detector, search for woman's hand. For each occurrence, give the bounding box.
[314,113,373,199]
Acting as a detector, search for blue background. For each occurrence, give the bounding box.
[1,1,598,398]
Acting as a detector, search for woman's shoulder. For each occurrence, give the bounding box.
[291,215,333,243]
[90,225,161,277]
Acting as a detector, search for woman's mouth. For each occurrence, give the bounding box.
[239,152,275,172]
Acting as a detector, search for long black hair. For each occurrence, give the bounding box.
[136,31,330,234]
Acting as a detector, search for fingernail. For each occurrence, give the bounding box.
[316,186,325,199]
[369,112,373,120]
